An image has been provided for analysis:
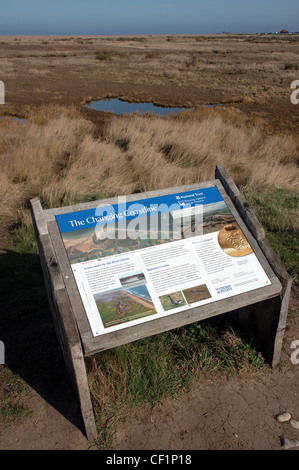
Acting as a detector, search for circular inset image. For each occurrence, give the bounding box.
[218,223,253,257]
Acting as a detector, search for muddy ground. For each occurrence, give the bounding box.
[0,35,298,451]
[1,34,298,139]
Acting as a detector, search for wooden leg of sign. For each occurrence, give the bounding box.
[257,238,292,367]
[215,165,292,367]
[30,198,98,442]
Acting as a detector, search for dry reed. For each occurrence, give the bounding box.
[0,106,298,228]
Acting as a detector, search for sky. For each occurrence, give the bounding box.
[0,0,298,36]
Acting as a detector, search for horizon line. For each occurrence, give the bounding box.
[0,30,295,37]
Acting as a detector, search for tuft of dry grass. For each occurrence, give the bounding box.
[0,105,298,229]
[102,113,299,192]
[0,106,94,217]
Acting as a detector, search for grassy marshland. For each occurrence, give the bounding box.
[0,104,298,446]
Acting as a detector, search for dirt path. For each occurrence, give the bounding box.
[113,369,299,450]
[1,287,298,451]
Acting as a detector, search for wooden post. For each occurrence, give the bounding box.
[30,198,98,442]
[215,165,292,366]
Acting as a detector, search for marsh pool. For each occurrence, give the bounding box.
[85,98,189,116]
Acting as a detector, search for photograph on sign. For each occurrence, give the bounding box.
[55,186,271,337]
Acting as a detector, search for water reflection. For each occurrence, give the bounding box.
[85,98,188,116]
[85,98,223,116]
[0,116,27,123]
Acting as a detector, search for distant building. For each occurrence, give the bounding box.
[280,29,289,34]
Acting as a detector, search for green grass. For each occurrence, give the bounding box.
[245,187,299,283]
[0,224,43,324]
[0,222,63,425]
[0,366,29,425]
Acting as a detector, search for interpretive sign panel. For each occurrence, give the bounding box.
[55,185,271,337]
[31,167,290,440]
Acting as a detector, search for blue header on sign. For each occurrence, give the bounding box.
[55,186,224,234]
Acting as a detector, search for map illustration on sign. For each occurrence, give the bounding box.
[56,186,270,337]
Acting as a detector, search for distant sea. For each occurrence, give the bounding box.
[124,285,151,301]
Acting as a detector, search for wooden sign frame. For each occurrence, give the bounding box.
[30,165,292,441]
